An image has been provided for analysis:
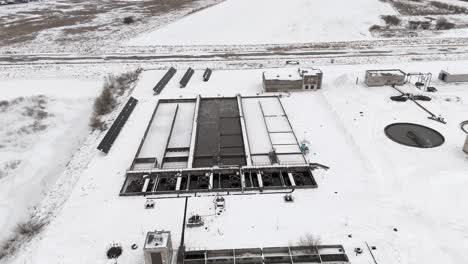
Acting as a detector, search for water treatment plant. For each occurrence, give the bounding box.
[3,0,468,263]
[75,64,468,264]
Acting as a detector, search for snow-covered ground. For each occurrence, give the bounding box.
[0,0,223,54]
[127,0,396,45]
[2,0,468,263]
[0,78,100,243]
[437,0,468,8]
[4,59,468,264]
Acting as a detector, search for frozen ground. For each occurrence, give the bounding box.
[4,60,468,264]
[2,0,468,56]
[0,78,100,243]
[438,0,468,8]
[0,0,223,54]
[126,0,468,46]
[127,0,396,45]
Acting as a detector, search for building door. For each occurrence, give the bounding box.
[151,252,163,264]
[440,73,447,81]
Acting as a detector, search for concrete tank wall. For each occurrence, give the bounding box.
[263,79,303,92]
[464,135,468,155]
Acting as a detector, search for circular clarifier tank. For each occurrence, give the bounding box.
[461,120,468,134]
[385,123,445,148]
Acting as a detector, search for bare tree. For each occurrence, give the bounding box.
[297,233,321,247]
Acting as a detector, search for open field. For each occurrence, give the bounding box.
[366,0,468,38]
[125,0,468,45]
[0,0,223,53]
[126,0,396,45]
[1,0,468,55]
[386,0,468,15]
[0,78,100,244]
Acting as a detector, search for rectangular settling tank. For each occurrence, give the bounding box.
[241,96,306,166]
[134,100,195,170]
[193,98,246,168]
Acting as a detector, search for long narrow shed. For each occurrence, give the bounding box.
[438,70,468,83]
[364,69,406,87]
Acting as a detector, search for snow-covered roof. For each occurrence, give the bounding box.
[144,231,170,249]
[300,68,322,76]
[440,69,468,75]
[367,69,405,76]
[263,68,302,81]
[263,68,321,81]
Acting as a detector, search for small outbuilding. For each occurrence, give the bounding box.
[365,69,406,87]
[438,70,468,83]
[144,231,173,264]
[262,68,323,92]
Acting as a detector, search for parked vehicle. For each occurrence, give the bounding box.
[286,60,299,65]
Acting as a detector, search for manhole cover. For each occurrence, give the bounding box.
[385,123,444,148]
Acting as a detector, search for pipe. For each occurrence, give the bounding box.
[237,94,253,166]
[209,173,213,190]
[177,197,189,264]
[257,172,263,190]
[142,178,150,192]
[288,172,296,187]
[187,95,201,168]
[176,176,182,191]
[180,197,189,248]
[241,173,246,189]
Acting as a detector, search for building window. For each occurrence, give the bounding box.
[305,85,309,89]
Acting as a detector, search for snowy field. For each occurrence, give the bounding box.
[0,78,101,243]
[127,0,396,45]
[0,0,223,54]
[4,60,468,264]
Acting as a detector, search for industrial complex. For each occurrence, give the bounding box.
[81,64,467,264]
[2,1,468,263]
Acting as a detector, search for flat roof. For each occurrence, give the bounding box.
[263,68,321,81]
[300,68,322,76]
[367,69,405,76]
[440,69,468,75]
[145,231,170,249]
[264,69,302,81]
